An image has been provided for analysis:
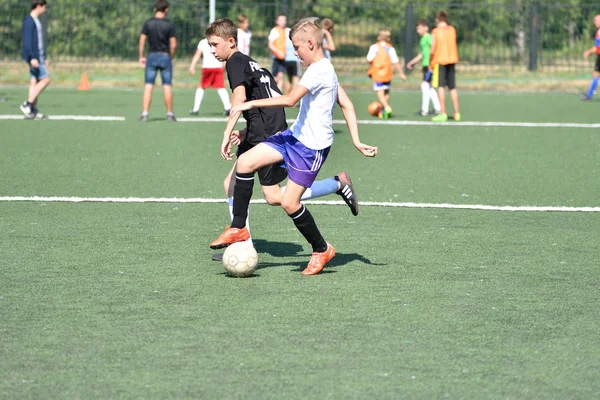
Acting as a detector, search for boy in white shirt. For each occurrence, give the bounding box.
[188,38,231,115]
[211,18,378,275]
[236,14,251,56]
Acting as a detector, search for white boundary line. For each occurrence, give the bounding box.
[1,114,599,128]
[179,117,600,129]
[1,196,599,212]
[0,115,125,121]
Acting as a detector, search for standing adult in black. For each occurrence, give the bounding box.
[138,0,177,121]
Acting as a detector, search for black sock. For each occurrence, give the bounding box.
[288,205,327,253]
[231,172,254,228]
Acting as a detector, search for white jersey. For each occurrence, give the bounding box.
[198,39,223,69]
[237,28,251,56]
[33,17,44,58]
[366,42,399,64]
[291,58,338,150]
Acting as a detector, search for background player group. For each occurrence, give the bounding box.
[204,17,378,275]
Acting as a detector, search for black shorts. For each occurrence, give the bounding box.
[595,54,600,72]
[422,66,432,83]
[438,64,456,90]
[286,61,299,78]
[237,138,287,186]
[271,58,287,76]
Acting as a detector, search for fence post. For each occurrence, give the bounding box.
[404,0,415,74]
[528,0,539,71]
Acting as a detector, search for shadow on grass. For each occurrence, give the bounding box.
[257,250,386,272]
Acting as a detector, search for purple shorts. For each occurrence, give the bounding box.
[263,130,330,188]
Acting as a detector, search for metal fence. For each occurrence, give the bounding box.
[1,0,599,71]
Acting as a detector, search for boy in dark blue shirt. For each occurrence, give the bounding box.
[20,0,50,119]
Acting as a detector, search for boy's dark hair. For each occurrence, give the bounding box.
[31,0,47,10]
[155,0,169,12]
[205,18,238,43]
[416,19,429,27]
[436,10,448,23]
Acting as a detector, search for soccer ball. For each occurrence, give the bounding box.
[368,101,383,117]
[222,241,258,277]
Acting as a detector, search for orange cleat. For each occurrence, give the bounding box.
[302,243,336,276]
[209,226,250,249]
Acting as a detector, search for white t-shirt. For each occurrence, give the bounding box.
[33,17,44,58]
[198,39,223,69]
[366,42,399,64]
[268,27,281,42]
[291,58,338,150]
[237,28,251,56]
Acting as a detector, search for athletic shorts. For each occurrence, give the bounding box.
[201,68,225,89]
[263,129,330,188]
[438,64,456,90]
[145,52,173,85]
[271,58,287,76]
[237,137,288,187]
[29,57,49,81]
[595,54,600,72]
[422,66,432,83]
[373,81,391,91]
[285,61,300,78]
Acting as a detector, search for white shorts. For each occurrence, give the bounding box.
[373,81,391,91]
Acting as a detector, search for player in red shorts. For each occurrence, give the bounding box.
[189,38,231,115]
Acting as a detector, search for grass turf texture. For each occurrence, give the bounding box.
[1,88,599,398]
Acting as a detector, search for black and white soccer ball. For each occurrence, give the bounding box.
[222,241,258,277]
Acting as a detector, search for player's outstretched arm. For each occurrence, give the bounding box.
[583,46,596,58]
[231,84,308,113]
[337,84,378,158]
[221,85,247,160]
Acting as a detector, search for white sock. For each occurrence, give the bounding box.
[421,81,430,114]
[193,88,204,112]
[430,86,441,112]
[218,88,231,111]
[227,196,252,246]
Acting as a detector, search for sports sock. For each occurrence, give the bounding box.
[218,88,231,111]
[167,111,174,117]
[421,81,430,114]
[141,111,149,117]
[288,205,327,253]
[193,88,204,112]
[429,86,441,112]
[282,177,339,200]
[228,196,252,245]
[587,77,598,98]
[231,172,254,228]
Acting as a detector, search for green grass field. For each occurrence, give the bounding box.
[1,87,599,399]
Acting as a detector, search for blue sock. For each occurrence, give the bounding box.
[301,177,339,200]
[587,77,598,98]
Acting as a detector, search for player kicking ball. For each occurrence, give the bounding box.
[204,18,363,262]
[210,18,378,275]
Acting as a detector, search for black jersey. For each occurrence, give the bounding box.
[141,17,176,54]
[226,51,287,144]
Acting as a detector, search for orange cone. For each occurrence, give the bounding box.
[77,73,90,91]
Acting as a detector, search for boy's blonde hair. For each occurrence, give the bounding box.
[237,14,248,24]
[289,17,323,47]
[377,30,392,43]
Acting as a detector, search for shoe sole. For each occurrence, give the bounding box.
[212,253,224,262]
[338,172,359,216]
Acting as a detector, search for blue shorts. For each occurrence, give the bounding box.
[373,81,391,91]
[263,129,330,188]
[145,53,172,85]
[271,58,287,76]
[29,57,49,81]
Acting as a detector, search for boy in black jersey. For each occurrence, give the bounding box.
[205,18,358,254]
